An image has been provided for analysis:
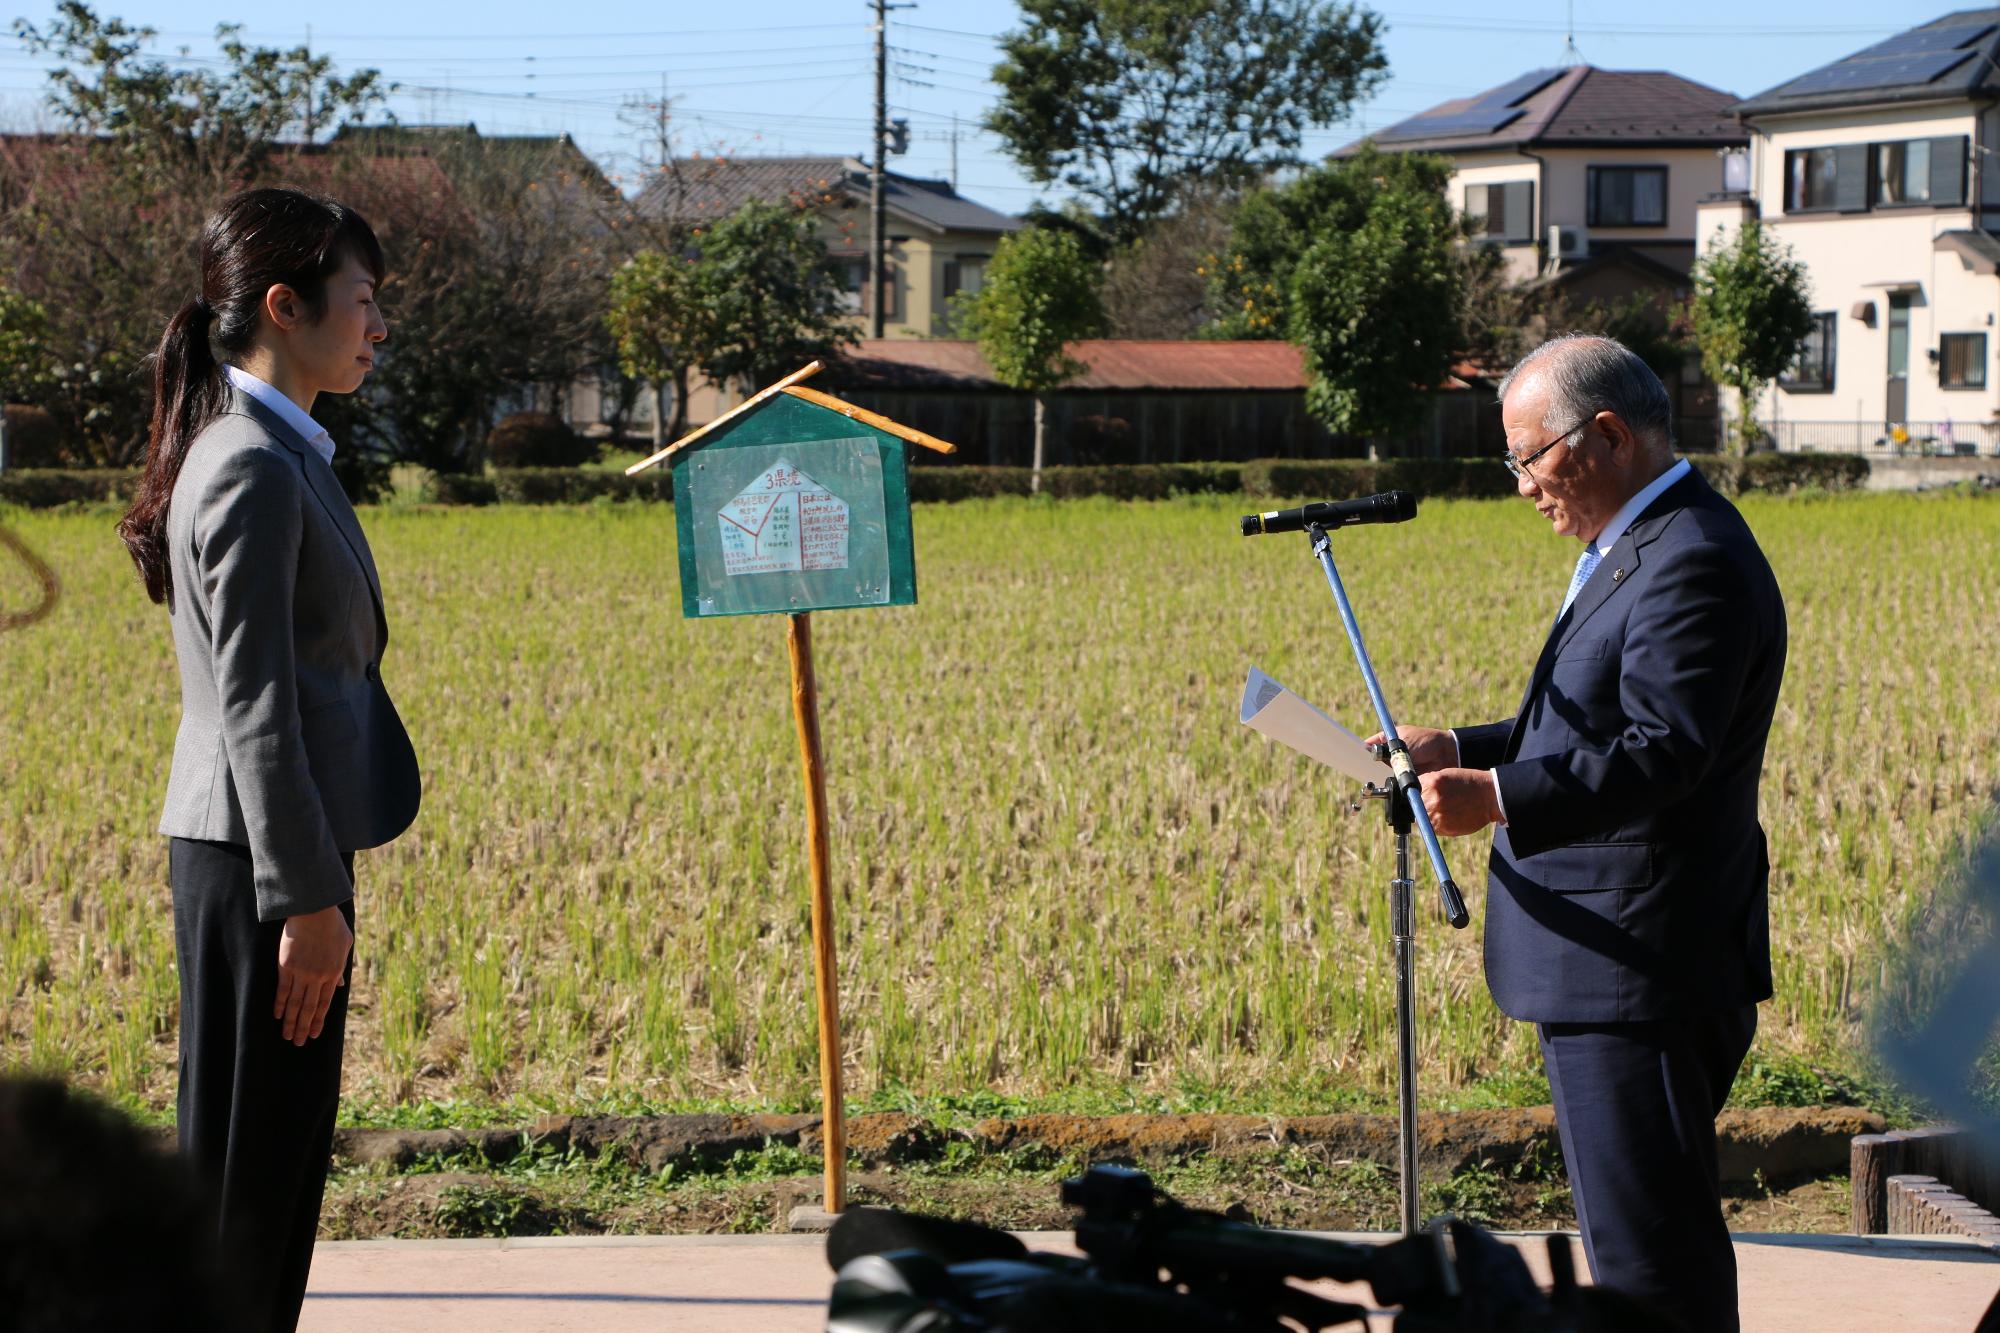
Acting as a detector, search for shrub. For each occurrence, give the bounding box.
[907,463,1241,502]
[485,412,597,469]
[1240,458,1517,500]
[0,469,140,507]
[426,473,499,505]
[1689,453,1869,496]
[3,405,64,467]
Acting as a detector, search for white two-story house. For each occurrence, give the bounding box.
[1698,8,2000,454]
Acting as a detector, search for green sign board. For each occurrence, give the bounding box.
[672,391,918,618]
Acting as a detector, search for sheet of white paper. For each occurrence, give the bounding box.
[1239,666,1391,785]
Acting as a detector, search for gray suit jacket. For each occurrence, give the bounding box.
[159,388,421,920]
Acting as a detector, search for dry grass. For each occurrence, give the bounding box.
[3,490,1995,1116]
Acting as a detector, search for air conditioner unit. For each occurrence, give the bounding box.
[1548,225,1589,260]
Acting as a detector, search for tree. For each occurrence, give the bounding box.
[960,227,1103,490]
[1289,167,1462,443]
[1691,220,1815,457]
[606,247,713,446]
[987,0,1386,245]
[1,3,388,463]
[0,289,57,471]
[694,201,856,392]
[1203,146,1456,342]
[1099,184,1235,339]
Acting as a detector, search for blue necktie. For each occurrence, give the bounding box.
[1558,546,1603,620]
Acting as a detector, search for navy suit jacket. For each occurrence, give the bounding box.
[1456,468,1785,1023]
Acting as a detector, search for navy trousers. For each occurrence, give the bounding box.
[171,837,354,1333]
[1538,1004,1758,1333]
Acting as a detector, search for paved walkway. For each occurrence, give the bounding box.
[299,1230,1998,1332]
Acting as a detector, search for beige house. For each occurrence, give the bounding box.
[633,155,1021,427]
[1352,67,1748,287]
[1698,9,2000,455]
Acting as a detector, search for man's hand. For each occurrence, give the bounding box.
[1362,725,1457,774]
[275,905,352,1046]
[1418,768,1505,836]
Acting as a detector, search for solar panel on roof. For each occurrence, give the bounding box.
[1473,68,1564,109]
[1379,107,1525,139]
[1774,49,1976,97]
[1851,23,1994,60]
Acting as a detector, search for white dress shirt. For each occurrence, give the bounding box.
[225,364,335,465]
[1457,457,1693,824]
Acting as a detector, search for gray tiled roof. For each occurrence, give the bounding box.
[1344,67,1744,155]
[635,154,1020,235]
[1734,9,2000,116]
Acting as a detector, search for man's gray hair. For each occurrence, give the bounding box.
[1497,333,1674,455]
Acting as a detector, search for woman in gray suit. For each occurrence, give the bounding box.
[119,187,420,1332]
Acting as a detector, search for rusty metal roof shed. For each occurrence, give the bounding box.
[826,340,1313,392]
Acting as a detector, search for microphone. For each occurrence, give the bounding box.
[1239,490,1417,537]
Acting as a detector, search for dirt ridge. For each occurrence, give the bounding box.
[332,1106,1883,1183]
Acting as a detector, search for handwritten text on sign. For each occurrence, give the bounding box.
[717,460,851,576]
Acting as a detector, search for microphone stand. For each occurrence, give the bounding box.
[1303,521,1470,1238]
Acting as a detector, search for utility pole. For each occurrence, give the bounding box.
[869,0,915,338]
[870,0,889,338]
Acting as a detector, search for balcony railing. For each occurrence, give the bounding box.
[1756,420,2000,458]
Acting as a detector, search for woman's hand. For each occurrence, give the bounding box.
[275,905,352,1046]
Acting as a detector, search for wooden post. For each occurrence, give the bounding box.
[1852,1133,1903,1235]
[787,611,846,1213]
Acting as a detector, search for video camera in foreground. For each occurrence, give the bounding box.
[825,1163,1681,1332]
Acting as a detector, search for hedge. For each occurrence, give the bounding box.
[0,454,1877,510]
[1239,458,1519,500]
[0,469,141,507]
[425,467,674,505]
[1690,453,1871,495]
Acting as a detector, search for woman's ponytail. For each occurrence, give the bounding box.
[118,295,228,607]
[117,187,384,609]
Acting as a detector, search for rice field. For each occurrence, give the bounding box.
[2,490,1996,1116]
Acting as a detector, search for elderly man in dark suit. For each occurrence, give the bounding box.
[1394,334,1786,1332]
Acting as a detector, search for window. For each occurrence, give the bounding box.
[1941,333,1987,389]
[1875,137,1966,207]
[1586,166,1667,226]
[836,258,866,314]
[942,255,988,301]
[1781,312,1837,392]
[1784,147,1841,211]
[1876,140,1931,205]
[1463,181,1534,241]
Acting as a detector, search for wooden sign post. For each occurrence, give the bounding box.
[627,361,954,1221]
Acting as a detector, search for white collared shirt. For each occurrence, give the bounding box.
[225,364,335,466]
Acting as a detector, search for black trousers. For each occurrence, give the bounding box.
[1538,1004,1758,1333]
[171,838,354,1333]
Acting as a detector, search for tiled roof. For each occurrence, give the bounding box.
[1347,67,1744,154]
[1734,9,2000,116]
[635,155,1020,235]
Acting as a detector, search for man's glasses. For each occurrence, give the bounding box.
[1502,417,1594,480]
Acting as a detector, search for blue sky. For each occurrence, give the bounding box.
[0,1,1934,211]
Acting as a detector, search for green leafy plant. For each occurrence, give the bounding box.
[987,0,1386,244]
[1691,220,1817,457]
[958,227,1103,491]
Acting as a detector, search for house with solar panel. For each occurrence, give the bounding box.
[1343,66,1747,445]
[1345,68,1748,289]
[1697,9,2000,455]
